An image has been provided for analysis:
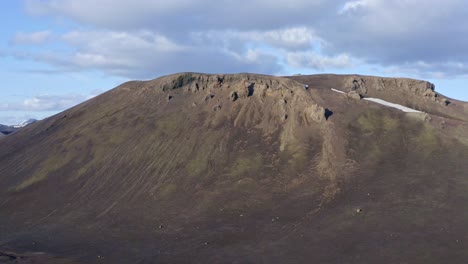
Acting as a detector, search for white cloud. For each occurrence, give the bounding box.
[14,0,468,79]
[0,114,40,126]
[25,0,196,19]
[193,27,320,50]
[24,0,329,31]
[44,30,186,74]
[239,27,319,50]
[6,29,284,78]
[11,31,52,45]
[0,91,102,112]
[62,31,183,52]
[0,89,105,125]
[228,48,280,69]
[380,61,468,80]
[287,52,352,70]
[338,0,369,14]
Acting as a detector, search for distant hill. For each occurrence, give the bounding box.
[0,119,37,135]
[0,124,16,135]
[0,73,467,263]
[12,118,38,128]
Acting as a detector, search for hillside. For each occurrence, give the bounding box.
[0,73,467,264]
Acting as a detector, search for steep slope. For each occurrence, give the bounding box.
[0,73,467,264]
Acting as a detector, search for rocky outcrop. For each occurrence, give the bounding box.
[230,91,239,101]
[289,73,468,123]
[347,90,361,100]
[346,76,450,105]
[305,104,328,123]
[348,76,433,95]
[422,88,451,106]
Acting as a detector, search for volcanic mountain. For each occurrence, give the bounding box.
[0,73,467,263]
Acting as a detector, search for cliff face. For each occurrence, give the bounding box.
[0,73,467,264]
[345,76,452,107]
[290,74,468,121]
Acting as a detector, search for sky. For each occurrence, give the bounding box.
[0,0,467,125]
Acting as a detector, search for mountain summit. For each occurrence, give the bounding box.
[0,73,467,263]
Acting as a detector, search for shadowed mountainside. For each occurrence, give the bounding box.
[1,73,467,263]
[0,125,16,136]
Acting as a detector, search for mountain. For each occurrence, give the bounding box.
[0,119,38,136]
[0,124,16,136]
[0,73,467,263]
[12,118,38,129]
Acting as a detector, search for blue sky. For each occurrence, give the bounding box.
[0,0,467,125]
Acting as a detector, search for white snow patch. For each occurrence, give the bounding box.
[364,98,423,113]
[12,118,37,128]
[331,88,346,94]
[330,88,423,113]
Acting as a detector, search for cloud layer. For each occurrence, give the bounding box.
[11,30,52,45]
[16,0,468,80]
[0,91,101,112]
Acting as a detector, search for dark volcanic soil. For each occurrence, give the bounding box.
[1,73,467,263]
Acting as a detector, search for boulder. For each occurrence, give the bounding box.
[347,91,361,100]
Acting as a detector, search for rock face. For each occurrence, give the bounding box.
[230,91,239,101]
[347,90,361,100]
[1,73,468,264]
[349,76,434,95]
[290,74,467,122]
[347,76,452,105]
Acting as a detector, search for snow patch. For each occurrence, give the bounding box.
[12,118,37,128]
[331,88,346,94]
[363,98,423,113]
[330,88,423,113]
